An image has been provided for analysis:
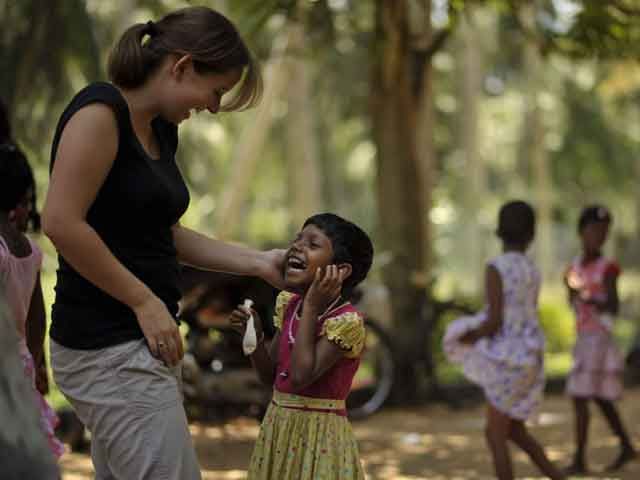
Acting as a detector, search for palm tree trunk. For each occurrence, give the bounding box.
[521,2,553,280]
[459,8,486,289]
[285,19,323,228]
[214,30,292,239]
[372,0,429,400]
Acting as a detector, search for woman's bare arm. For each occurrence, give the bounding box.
[172,224,285,288]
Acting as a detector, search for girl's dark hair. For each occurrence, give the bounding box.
[496,200,535,245]
[303,213,374,297]
[578,204,611,233]
[0,143,40,232]
[108,6,262,111]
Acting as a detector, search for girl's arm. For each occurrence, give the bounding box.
[42,104,182,366]
[172,225,285,289]
[289,328,345,392]
[462,265,503,343]
[249,331,281,386]
[25,275,48,394]
[290,265,347,391]
[590,271,619,315]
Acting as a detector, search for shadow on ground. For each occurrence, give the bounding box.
[60,388,640,479]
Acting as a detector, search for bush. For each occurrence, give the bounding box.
[538,298,575,353]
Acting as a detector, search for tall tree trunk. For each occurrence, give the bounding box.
[415,8,436,281]
[285,19,323,228]
[213,31,292,239]
[372,0,428,400]
[521,2,553,280]
[459,8,485,289]
[414,1,441,395]
[635,102,640,253]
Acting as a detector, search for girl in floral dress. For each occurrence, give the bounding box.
[0,141,65,462]
[564,205,636,474]
[231,213,373,480]
[443,200,564,480]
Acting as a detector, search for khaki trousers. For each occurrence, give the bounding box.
[51,338,201,480]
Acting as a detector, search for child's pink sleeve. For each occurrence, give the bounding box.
[605,260,621,278]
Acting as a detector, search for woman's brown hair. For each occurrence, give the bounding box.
[108,6,261,111]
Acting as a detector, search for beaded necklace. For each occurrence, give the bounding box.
[287,295,345,345]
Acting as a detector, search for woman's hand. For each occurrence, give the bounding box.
[229,304,264,341]
[256,249,286,289]
[304,265,345,315]
[133,295,184,366]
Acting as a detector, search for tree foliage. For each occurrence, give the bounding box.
[0,0,101,149]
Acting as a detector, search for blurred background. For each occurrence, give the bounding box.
[2,0,640,402]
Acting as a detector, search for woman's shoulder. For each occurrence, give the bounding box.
[66,82,127,115]
[56,83,128,133]
[51,83,127,166]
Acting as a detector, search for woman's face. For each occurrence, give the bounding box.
[161,56,242,124]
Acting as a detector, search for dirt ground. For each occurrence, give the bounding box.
[60,388,640,480]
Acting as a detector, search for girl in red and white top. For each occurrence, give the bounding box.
[564,205,636,474]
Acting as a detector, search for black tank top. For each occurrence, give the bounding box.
[49,82,190,349]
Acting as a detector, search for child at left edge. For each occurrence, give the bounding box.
[230,212,373,480]
[0,140,65,461]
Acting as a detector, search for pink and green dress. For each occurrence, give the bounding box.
[565,256,624,400]
[0,235,64,458]
[248,291,366,480]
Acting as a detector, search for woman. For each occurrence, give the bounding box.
[43,7,282,479]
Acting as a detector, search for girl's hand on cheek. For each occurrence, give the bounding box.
[305,265,344,314]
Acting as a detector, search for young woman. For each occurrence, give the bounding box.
[43,7,282,479]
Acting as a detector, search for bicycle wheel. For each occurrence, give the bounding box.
[347,317,395,420]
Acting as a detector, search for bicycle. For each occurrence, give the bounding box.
[349,283,475,417]
[345,312,395,420]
